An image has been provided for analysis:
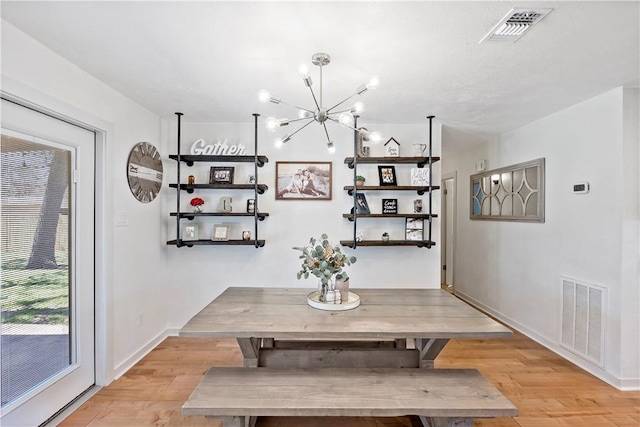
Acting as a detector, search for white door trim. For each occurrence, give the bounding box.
[441,171,457,289]
[2,77,115,387]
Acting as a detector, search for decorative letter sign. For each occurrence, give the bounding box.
[190,138,247,156]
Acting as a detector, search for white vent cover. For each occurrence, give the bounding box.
[561,276,606,368]
[481,8,552,43]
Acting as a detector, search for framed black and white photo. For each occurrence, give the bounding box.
[405,217,424,241]
[355,192,370,214]
[212,223,231,241]
[210,166,235,184]
[181,224,198,241]
[411,167,430,186]
[275,161,331,200]
[378,165,397,186]
[382,198,398,214]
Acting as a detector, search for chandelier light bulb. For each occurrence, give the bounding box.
[369,131,383,144]
[367,77,379,90]
[352,102,365,114]
[298,64,310,78]
[265,117,279,132]
[298,109,313,119]
[258,90,271,103]
[274,138,284,149]
[339,112,354,125]
[327,141,336,153]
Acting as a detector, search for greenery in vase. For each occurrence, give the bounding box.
[294,234,356,284]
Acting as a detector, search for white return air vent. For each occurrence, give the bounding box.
[561,276,606,368]
[481,8,552,43]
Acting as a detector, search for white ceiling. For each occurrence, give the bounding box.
[2,1,639,141]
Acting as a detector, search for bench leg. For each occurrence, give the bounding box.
[236,338,261,367]
[414,338,450,368]
[418,416,473,427]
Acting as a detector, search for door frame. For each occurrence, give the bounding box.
[441,171,457,290]
[2,78,114,390]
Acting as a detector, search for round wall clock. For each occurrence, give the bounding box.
[127,141,163,203]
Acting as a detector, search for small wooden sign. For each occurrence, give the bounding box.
[382,198,398,214]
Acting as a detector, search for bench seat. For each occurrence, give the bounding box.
[182,367,517,426]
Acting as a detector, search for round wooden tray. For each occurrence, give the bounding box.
[307,291,360,311]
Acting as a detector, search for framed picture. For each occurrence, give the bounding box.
[355,192,370,214]
[275,161,332,200]
[378,165,397,186]
[382,198,398,214]
[405,217,424,241]
[210,166,235,184]
[405,228,424,240]
[411,167,430,186]
[181,224,198,241]
[212,223,231,241]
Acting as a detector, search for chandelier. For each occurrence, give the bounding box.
[259,53,382,152]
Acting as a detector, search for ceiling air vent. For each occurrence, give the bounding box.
[481,8,552,43]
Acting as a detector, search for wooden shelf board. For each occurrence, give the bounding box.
[167,239,265,247]
[342,213,437,219]
[169,183,268,192]
[170,212,269,218]
[340,240,436,248]
[169,154,269,166]
[344,156,440,168]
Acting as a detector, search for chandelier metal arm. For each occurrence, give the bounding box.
[281,116,314,126]
[307,84,322,113]
[321,122,332,144]
[326,116,360,133]
[277,99,315,114]
[326,90,361,114]
[287,118,316,139]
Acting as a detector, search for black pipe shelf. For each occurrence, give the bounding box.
[169,154,268,167]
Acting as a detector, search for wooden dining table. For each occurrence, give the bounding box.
[179,287,513,369]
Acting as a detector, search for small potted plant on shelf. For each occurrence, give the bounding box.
[190,197,205,213]
[355,175,366,187]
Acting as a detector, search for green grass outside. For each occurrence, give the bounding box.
[1,253,69,325]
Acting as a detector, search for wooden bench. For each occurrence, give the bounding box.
[182,367,517,427]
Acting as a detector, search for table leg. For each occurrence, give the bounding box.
[236,338,260,368]
[413,338,450,368]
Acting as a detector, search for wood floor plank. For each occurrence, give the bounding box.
[58,331,640,427]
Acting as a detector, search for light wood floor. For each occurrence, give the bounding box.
[59,331,639,426]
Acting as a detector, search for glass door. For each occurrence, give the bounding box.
[1,99,95,426]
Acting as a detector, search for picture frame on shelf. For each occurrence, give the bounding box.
[210,166,235,184]
[212,223,231,241]
[411,167,430,186]
[378,165,397,186]
[181,224,198,241]
[382,198,398,214]
[275,161,332,200]
[355,192,370,214]
[405,217,424,241]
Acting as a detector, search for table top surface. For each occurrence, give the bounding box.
[179,287,512,340]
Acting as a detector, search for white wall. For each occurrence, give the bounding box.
[443,87,640,389]
[161,119,442,330]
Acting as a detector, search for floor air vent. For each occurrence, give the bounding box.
[561,277,605,368]
[481,8,552,43]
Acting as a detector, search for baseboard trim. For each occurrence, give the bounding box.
[455,290,639,391]
[113,329,172,379]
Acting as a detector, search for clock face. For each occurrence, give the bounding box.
[127,142,163,203]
